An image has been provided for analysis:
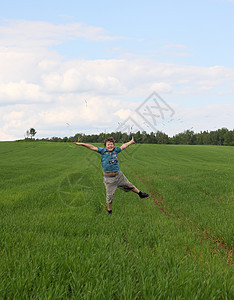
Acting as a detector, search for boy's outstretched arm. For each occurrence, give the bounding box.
[73,142,98,152]
[120,136,136,151]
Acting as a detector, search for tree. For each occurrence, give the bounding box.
[26,128,37,139]
[216,128,229,145]
[29,128,37,139]
[29,128,37,138]
[184,130,196,145]
[32,127,233,146]
[224,130,234,146]
[155,131,169,144]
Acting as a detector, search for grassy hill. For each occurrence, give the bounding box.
[0,141,233,299]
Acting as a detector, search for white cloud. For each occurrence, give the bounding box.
[0,95,124,140]
[0,80,50,104]
[150,82,173,93]
[0,19,234,140]
[170,104,234,135]
[42,65,127,94]
[114,109,132,120]
[0,131,16,141]
[0,19,125,49]
[1,53,234,140]
[0,46,62,83]
[1,96,233,141]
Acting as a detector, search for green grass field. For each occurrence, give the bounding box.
[0,141,233,299]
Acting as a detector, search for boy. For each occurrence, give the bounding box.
[73,136,150,214]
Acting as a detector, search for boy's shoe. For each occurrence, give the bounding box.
[139,192,150,199]
[108,210,112,215]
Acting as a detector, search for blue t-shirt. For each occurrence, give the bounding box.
[98,146,122,172]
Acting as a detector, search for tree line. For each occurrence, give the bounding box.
[30,127,233,146]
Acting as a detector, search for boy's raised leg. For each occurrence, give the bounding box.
[133,187,150,199]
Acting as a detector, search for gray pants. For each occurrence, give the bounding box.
[103,170,136,204]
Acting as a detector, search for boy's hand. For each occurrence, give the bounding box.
[131,136,136,144]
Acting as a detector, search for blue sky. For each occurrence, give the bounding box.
[0,0,233,140]
[2,0,233,66]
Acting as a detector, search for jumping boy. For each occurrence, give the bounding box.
[73,136,150,214]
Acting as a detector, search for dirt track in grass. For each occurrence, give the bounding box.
[136,173,233,265]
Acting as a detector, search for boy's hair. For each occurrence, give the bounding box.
[104,137,115,146]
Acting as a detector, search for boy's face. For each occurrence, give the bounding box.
[105,141,115,151]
